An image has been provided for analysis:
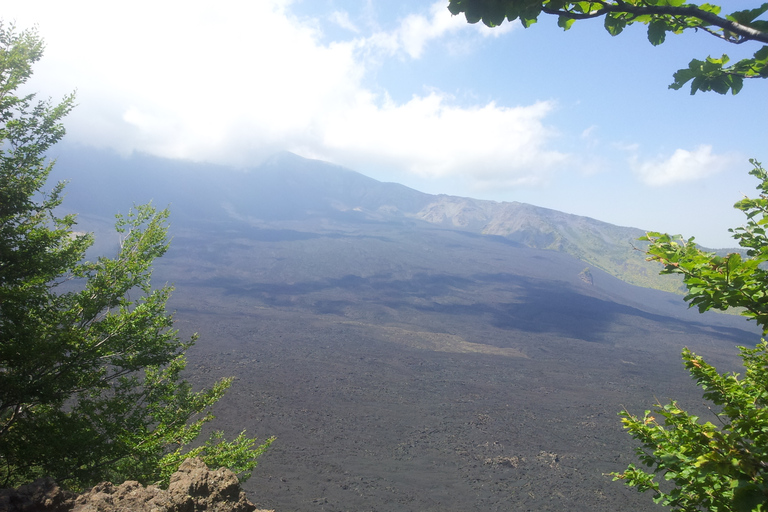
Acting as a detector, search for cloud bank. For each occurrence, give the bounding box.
[6,0,558,191]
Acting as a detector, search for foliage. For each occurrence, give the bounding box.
[614,341,768,512]
[0,23,273,490]
[643,160,768,334]
[611,162,768,511]
[447,0,768,94]
[614,343,768,511]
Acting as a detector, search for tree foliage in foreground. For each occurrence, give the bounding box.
[643,161,768,336]
[447,0,768,95]
[611,161,768,511]
[0,23,273,490]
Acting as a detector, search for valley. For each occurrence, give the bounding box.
[53,148,760,511]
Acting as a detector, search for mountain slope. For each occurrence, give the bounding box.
[412,197,680,292]
[45,145,760,511]
[52,147,679,292]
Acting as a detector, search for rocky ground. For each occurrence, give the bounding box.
[0,458,274,512]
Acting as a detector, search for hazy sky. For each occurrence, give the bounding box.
[5,0,766,247]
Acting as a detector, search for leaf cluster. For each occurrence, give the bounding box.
[641,161,768,334]
[613,343,768,511]
[611,163,768,510]
[447,0,768,94]
[0,23,272,490]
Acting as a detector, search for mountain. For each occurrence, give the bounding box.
[53,147,679,292]
[47,146,758,511]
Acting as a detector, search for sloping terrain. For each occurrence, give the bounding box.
[53,147,684,292]
[161,223,753,512]
[49,147,759,511]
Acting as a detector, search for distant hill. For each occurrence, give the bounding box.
[51,147,681,292]
[412,196,678,292]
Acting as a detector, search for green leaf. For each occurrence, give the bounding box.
[670,65,697,90]
[726,3,768,25]
[710,76,731,95]
[520,15,539,28]
[0,23,272,489]
[689,75,705,95]
[733,483,766,512]
[604,14,626,36]
[647,20,668,46]
[698,3,722,15]
[620,165,768,509]
[559,15,576,30]
[730,75,744,95]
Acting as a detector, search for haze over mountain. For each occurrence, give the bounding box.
[54,147,693,293]
[49,147,759,511]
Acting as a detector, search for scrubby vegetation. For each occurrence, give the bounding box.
[0,23,272,490]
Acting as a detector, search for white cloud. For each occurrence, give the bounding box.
[5,0,552,189]
[363,1,514,59]
[395,2,469,58]
[319,93,565,185]
[581,126,597,139]
[614,142,640,153]
[632,145,739,186]
[329,11,359,33]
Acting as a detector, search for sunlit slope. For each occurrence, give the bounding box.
[412,196,684,293]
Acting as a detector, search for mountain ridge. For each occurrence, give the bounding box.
[51,146,679,292]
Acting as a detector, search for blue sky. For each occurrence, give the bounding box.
[5,0,766,247]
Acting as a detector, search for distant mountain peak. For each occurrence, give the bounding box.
[52,147,680,293]
[262,151,306,166]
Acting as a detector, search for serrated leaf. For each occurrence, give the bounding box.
[481,3,508,27]
[647,20,668,45]
[670,65,697,90]
[726,3,768,25]
[698,3,722,15]
[604,14,626,36]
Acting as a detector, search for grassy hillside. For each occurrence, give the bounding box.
[411,197,686,294]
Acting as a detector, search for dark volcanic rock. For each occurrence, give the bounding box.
[0,477,75,511]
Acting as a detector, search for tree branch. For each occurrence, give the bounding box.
[542,3,768,44]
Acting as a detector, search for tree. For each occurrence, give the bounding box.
[0,23,272,490]
[448,2,768,509]
[611,160,768,511]
[447,0,768,95]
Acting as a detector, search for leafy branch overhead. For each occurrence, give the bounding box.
[447,0,768,94]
